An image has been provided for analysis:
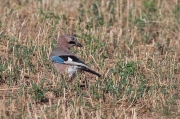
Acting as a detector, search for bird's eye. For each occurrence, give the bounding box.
[71,37,75,40]
[69,41,75,44]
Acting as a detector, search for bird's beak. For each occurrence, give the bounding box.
[75,42,83,47]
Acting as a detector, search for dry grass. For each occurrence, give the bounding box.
[0,0,180,118]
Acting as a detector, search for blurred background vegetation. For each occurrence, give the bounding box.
[0,0,180,118]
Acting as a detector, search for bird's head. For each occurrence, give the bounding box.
[58,34,82,49]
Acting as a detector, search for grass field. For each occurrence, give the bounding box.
[0,0,180,118]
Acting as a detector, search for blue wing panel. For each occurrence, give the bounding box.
[50,56,64,64]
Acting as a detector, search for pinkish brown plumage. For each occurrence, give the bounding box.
[50,34,101,79]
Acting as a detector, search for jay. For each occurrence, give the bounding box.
[50,34,101,79]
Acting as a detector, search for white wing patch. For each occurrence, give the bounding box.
[68,57,73,62]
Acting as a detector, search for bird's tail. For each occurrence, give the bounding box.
[64,61,101,77]
[79,67,101,77]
